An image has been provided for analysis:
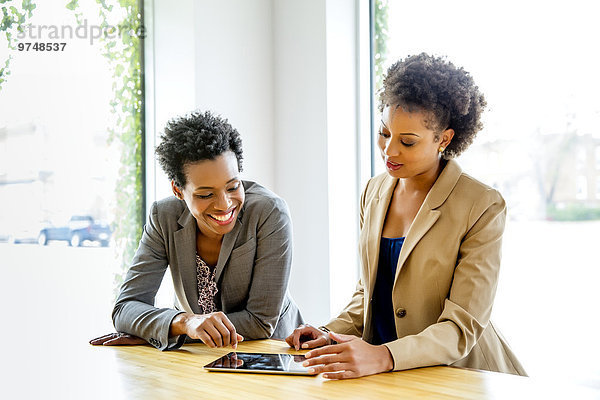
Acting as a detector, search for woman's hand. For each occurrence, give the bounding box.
[170,312,243,349]
[302,332,394,379]
[285,324,331,350]
[89,332,148,346]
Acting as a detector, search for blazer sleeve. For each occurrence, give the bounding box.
[112,202,185,351]
[323,177,374,336]
[384,189,507,370]
[225,197,294,339]
[323,279,365,336]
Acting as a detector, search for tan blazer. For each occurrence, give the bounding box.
[324,160,526,375]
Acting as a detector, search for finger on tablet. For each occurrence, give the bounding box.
[292,328,303,350]
[286,328,300,350]
[285,333,294,348]
[294,325,315,349]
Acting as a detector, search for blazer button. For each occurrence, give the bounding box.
[395,308,407,318]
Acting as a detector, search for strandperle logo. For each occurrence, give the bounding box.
[17,19,146,45]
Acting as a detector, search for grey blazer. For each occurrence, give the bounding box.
[112,180,303,350]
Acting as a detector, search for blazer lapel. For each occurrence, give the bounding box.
[365,176,397,300]
[362,175,396,339]
[174,208,199,313]
[214,181,252,285]
[394,208,440,282]
[214,205,245,285]
[393,159,462,282]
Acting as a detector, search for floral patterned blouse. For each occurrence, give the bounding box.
[196,253,218,314]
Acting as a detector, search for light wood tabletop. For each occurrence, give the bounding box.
[6,338,598,399]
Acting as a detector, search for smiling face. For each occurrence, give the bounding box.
[171,151,245,240]
[378,105,454,180]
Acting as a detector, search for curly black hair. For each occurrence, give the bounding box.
[155,110,243,188]
[379,53,486,158]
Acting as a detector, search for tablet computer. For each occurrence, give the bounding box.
[203,352,314,375]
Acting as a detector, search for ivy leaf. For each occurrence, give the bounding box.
[0,0,36,91]
[65,0,79,11]
[22,0,36,16]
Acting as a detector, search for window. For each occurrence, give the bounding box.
[576,148,587,171]
[0,1,143,330]
[375,0,600,387]
[576,176,588,200]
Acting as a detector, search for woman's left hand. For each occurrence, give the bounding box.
[302,332,394,379]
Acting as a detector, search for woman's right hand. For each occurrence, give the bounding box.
[285,324,330,350]
[170,312,243,349]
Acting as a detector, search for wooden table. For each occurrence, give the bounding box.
[5,339,598,399]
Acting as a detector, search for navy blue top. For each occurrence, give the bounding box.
[371,236,405,345]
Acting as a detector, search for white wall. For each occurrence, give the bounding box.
[324,0,361,318]
[147,0,364,325]
[272,0,331,324]
[145,0,197,202]
[194,0,275,190]
[147,0,275,199]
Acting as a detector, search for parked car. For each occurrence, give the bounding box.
[38,215,112,247]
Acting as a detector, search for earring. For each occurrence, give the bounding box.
[438,147,445,153]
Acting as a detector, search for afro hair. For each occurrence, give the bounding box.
[155,110,243,188]
[379,53,487,158]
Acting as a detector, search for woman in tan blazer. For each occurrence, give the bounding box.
[287,53,526,379]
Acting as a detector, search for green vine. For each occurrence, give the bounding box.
[373,0,388,92]
[0,0,36,91]
[65,0,144,296]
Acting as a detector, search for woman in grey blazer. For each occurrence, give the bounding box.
[92,110,302,350]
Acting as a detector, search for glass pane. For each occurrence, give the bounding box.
[0,1,143,340]
[377,0,600,386]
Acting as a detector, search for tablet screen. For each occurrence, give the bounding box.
[204,352,313,375]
